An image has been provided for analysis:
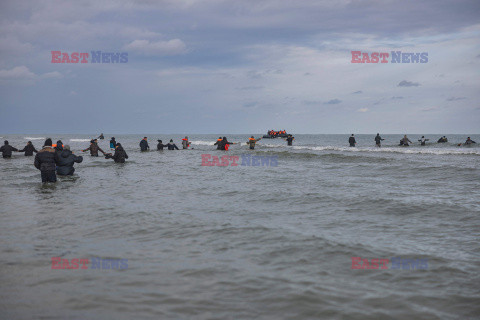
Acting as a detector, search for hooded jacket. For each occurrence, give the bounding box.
[83,142,105,156]
[112,145,128,163]
[34,146,59,171]
[56,149,83,175]
[140,139,149,151]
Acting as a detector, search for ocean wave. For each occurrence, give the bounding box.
[190,140,217,146]
[24,137,46,140]
[69,139,92,142]
[286,145,480,155]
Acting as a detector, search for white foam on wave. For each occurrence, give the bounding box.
[70,139,91,142]
[190,140,217,146]
[24,137,45,140]
[288,145,480,155]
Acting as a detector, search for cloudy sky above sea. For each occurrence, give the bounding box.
[0,0,479,134]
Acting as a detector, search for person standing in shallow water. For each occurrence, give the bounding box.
[401,135,412,146]
[349,134,356,147]
[110,137,116,149]
[56,145,83,176]
[182,137,190,149]
[140,137,150,151]
[106,143,129,163]
[0,140,18,158]
[285,134,294,146]
[166,139,179,150]
[157,140,167,150]
[374,133,384,147]
[34,138,59,183]
[19,141,38,156]
[246,136,262,150]
[82,139,106,157]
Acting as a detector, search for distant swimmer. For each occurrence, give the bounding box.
[348,134,356,147]
[418,136,430,146]
[166,139,179,150]
[214,137,223,150]
[374,133,384,147]
[140,137,150,151]
[285,134,295,146]
[110,137,116,149]
[34,138,59,183]
[82,139,106,157]
[464,137,476,145]
[246,136,262,150]
[56,145,83,176]
[157,140,167,150]
[98,133,104,139]
[437,136,448,143]
[182,136,190,149]
[19,141,38,156]
[0,140,18,158]
[400,135,412,146]
[105,143,128,163]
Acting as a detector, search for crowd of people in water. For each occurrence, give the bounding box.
[0,133,476,183]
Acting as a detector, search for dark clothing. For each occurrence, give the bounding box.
[34,147,59,182]
[0,144,18,158]
[83,143,105,156]
[437,137,447,143]
[166,143,179,150]
[55,144,63,153]
[19,144,37,156]
[41,171,57,183]
[286,137,294,146]
[465,139,476,145]
[214,139,223,150]
[56,150,83,176]
[375,135,384,146]
[157,142,167,150]
[140,140,149,151]
[110,138,116,149]
[106,148,128,163]
[349,136,356,147]
[216,139,233,150]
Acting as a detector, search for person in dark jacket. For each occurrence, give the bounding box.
[34,138,59,183]
[140,137,149,151]
[214,137,223,150]
[285,135,295,146]
[56,145,83,176]
[110,137,116,149]
[464,137,476,145]
[157,140,167,150]
[55,140,63,153]
[437,136,448,143]
[82,139,105,156]
[348,134,356,147]
[0,140,19,158]
[105,143,128,163]
[219,137,235,150]
[19,141,38,156]
[374,133,384,147]
[166,139,179,150]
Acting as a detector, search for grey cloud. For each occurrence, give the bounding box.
[324,99,341,105]
[398,80,420,87]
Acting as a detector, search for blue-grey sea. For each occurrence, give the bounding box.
[0,134,479,319]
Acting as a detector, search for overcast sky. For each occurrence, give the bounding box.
[0,0,479,134]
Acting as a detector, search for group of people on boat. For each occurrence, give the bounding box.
[346,134,476,147]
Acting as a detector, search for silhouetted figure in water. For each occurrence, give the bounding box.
[374,133,384,147]
[34,138,59,183]
[349,134,356,147]
[105,143,129,163]
[166,139,179,150]
[19,141,38,156]
[0,140,18,158]
[140,137,150,151]
[56,145,83,176]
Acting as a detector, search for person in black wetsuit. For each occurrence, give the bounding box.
[285,135,294,146]
[56,145,83,176]
[19,141,38,156]
[106,143,129,163]
[34,138,60,183]
[140,137,149,151]
[348,134,356,147]
[0,140,18,158]
[98,133,104,139]
[166,139,179,150]
[219,137,234,150]
[157,140,167,150]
